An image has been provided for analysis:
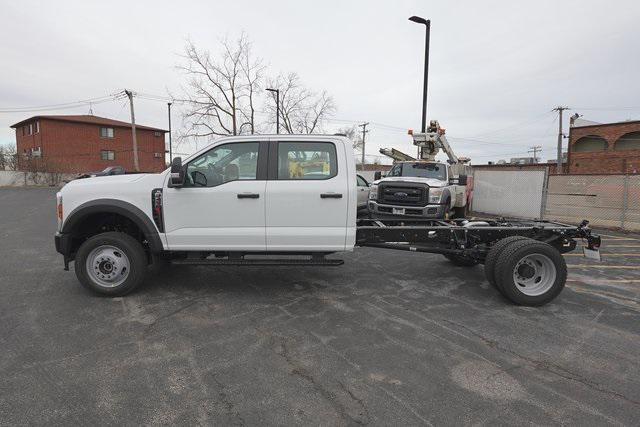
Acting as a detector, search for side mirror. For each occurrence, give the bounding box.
[169,157,185,187]
[374,171,382,181]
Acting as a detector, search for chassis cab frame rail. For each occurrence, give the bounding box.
[355,218,600,260]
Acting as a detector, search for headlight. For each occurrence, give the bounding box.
[369,184,378,200]
[429,187,444,203]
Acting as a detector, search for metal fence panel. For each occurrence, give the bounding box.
[472,169,547,218]
[545,174,640,231]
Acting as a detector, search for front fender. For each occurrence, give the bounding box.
[62,199,163,253]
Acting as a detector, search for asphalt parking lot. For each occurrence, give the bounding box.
[1,187,639,425]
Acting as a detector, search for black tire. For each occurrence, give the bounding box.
[452,204,468,219]
[484,236,531,293]
[442,199,452,220]
[494,240,567,306]
[443,254,479,267]
[75,232,148,296]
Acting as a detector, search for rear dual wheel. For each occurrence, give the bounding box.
[485,237,567,306]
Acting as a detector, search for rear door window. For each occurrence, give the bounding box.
[276,142,337,180]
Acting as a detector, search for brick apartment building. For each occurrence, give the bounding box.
[568,119,640,174]
[11,115,167,173]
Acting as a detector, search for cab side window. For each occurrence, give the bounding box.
[389,164,402,177]
[185,142,259,187]
[277,142,337,180]
[357,175,368,186]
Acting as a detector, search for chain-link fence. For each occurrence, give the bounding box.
[545,174,640,231]
[471,168,640,231]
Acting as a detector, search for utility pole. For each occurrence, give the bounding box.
[528,145,542,163]
[167,102,173,163]
[358,122,369,168]
[553,106,569,174]
[124,89,140,172]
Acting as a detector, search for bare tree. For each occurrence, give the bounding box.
[0,144,17,171]
[336,125,363,152]
[265,73,336,134]
[176,33,264,140]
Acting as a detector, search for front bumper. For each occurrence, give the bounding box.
[54,232,72,255]
[368,201,446,218]
[55,232,73,270]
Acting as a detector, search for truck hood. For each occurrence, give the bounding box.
[372,176,446,187]
[60,172,168,221]
[65,173,151,188]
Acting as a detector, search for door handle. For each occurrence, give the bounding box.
[237,193,260,199]
[320,193,343,199]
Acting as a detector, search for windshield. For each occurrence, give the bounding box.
[388,163,447,180]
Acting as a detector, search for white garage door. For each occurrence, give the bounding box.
[472,169,547,219]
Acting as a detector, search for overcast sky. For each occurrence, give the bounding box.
[1,0,639,164]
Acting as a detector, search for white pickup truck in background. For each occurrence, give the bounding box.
[368,160,470,219]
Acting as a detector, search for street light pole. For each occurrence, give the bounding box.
[409,15,431,133]
[167,102,172,163]
[266,88,280,134]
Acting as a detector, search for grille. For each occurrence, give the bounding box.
[378,183,428,207]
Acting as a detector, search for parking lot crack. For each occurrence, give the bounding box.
[272,335,366,425]
[211,373,246,426]
[443,319,640,407]
[337,381,371,424]
[143,300,200,336]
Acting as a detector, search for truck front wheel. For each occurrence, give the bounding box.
[75,232,148,296]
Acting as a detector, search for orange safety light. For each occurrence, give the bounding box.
[407,129,413,135]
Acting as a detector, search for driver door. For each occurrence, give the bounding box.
[163,141,267,251]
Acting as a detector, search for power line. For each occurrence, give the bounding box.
[571,106,640,111]
[0,92,125,113]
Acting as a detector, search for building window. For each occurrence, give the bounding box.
[28,124,33,135]
[100,127,115,138]
[614,132,640,151]
[35,121,40,133]
[573,135,607,152]
[100,150,115,160]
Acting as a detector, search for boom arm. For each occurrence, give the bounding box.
[412,120,460,164]
[379,148,416,162]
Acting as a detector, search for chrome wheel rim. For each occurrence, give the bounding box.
[85,245,130,288]
[512,253,556,296]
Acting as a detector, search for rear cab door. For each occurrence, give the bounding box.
[265,136,355,251]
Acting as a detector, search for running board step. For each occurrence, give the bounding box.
[171,258,344,266]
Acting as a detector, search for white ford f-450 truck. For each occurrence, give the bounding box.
[54,134,601,306]
[368,160,470,219]
[369,121,472,220]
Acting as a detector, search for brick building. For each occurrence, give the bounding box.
[568,119,640,174]
[11,115,167,173]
